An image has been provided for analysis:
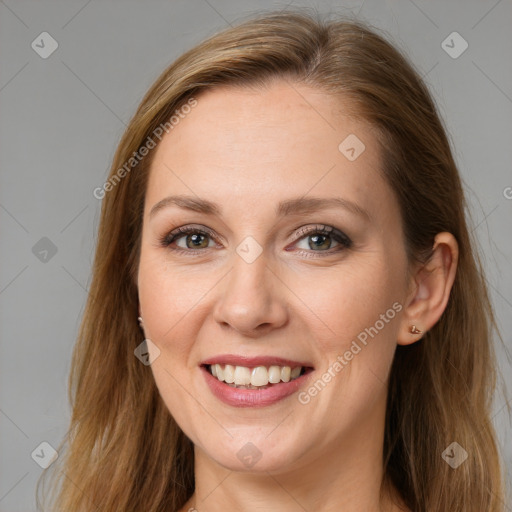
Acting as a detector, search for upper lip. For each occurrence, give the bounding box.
[201,354,314,368]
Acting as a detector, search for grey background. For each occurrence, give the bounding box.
[0,0,511,510]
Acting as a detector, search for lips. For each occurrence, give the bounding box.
[200,354,314,407]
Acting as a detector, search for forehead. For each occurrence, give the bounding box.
[144,81,395,225]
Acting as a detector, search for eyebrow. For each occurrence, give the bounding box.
[149,194,371,221]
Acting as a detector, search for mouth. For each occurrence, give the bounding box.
[200,356,315,407]
[203,363,312,389]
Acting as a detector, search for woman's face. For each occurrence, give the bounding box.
[137,80,412,473]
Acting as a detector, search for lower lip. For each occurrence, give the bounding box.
[201,366,312,407]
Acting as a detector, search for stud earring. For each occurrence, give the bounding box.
[138,316,144,327]
[409,325,422,335]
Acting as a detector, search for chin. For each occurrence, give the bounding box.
[197,433,307,474]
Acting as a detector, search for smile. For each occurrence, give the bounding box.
[207,363,305,389]
[200,357,314,407]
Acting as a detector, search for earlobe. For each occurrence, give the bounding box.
[397,232,458,346]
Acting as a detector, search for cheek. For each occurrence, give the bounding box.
[296,257,405,396]
[137,255,206,433]
[293,265,403,429]
[302,259,403,340]
[137,251,207,345]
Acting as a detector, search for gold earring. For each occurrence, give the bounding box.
[409,325,422,335]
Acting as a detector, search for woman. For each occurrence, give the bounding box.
[38,10,506,512]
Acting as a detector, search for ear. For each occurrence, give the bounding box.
[397,232,459,346]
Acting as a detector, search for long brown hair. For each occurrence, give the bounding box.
[37,10,506,511]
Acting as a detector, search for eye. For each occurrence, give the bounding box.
[291,224,352,256]
[158,223,352,257]
[159,225,218,253]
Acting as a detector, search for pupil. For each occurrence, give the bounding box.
[188,233,208,248]
[310,234,330,250]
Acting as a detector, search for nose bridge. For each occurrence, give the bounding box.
[212,244,288,335]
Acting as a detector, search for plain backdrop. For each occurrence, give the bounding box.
[1,1,511,510]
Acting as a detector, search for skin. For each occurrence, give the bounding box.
[137,80,458,512]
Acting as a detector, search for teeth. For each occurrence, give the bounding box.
[290,366,301,379]
[224,364,235,383]
[281,366,291,383]
[234,366,251,385]
[251,366,268,386]
[209,364,304,387]
[268,365,281,384]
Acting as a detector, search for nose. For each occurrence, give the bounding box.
[212,250,289,338]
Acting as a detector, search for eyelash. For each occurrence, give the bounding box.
[158,224,353,258]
